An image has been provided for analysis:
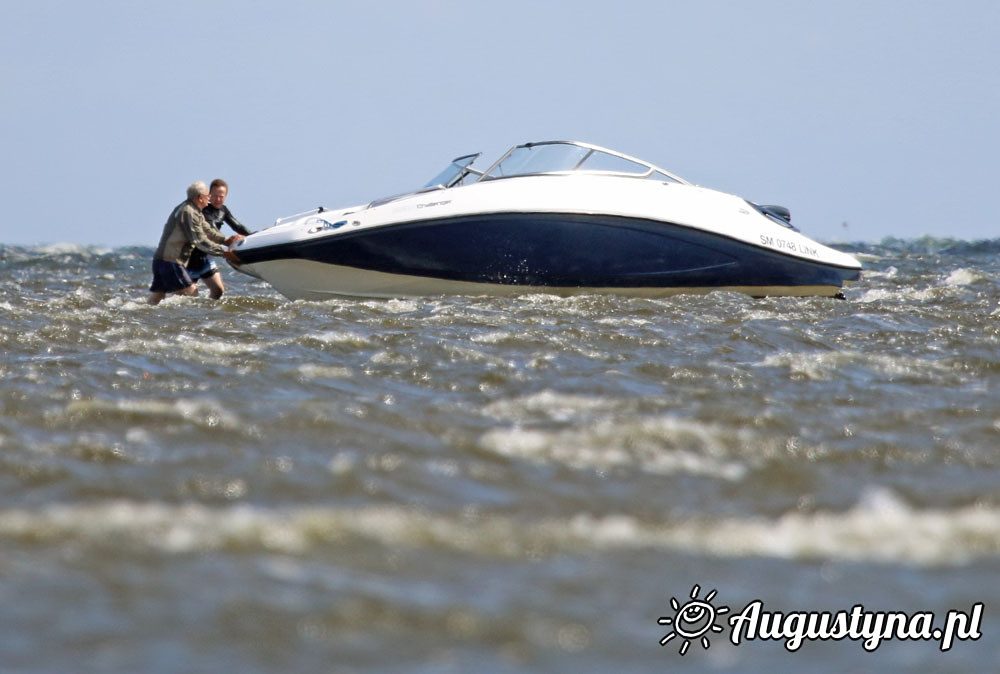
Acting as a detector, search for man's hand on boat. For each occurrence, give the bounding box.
[223,234,244,265]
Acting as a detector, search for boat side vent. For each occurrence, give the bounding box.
[750,202,798,230]
[759,204,791,223]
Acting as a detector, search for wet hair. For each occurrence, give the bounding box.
[209,178,229,192]
[186,181,209,200]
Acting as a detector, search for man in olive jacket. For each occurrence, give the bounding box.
[148,181,243,305]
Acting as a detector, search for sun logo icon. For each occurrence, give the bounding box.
[658,584,730,655]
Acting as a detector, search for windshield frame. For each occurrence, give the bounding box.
[477,141,690,184]
[422,153,482,189]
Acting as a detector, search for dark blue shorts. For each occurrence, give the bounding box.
[186,252,219,280]
[150,259,195,293]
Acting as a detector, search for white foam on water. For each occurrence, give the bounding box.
[103,295,148,311]
[304,330,371,346]
[484,390,626,423]
[358,298,422,314]
[297,364,354,379]
[853,252,887,263]
[469,331,515,345]
[857,265,898,281]
[855,284,943,303]
[367,350,417,366]
[105,337,185,354]
[0,487,995,566]
[854,288,895,303]
[35,243,110,256]
[124,427,153,445]
[757,350,952,382]
[594,316,653,328]
[478,414,750,481]
[109,336,267,360]
[663,486,1000,566]
[185,339,265,357]
[442,343,510,368]
[942,267,987,286]
[63,397,242,430]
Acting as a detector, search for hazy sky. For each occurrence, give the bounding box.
[2,0,996,247]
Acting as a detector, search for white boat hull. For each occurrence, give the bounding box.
[233,142,862,300]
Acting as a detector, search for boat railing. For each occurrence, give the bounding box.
[273,207,329,227]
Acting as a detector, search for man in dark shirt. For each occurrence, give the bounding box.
[186,178,252,299]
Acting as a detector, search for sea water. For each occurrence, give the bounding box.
[1,239,998,673]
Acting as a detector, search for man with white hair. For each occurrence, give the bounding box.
[148,181,243,305]
[186,178,252,300]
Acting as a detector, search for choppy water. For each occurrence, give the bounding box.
[2,239,999,673]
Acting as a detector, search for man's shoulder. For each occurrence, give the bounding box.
[170,200,191,218]
[179,201,208,222]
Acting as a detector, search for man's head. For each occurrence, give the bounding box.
[209,178,229,209]
[187,181,210,209]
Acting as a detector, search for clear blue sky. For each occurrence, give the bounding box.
[2,0,996,246]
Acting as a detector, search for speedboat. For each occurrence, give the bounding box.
[232,141,861,300]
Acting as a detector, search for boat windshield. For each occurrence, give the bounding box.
[417,141,688,195]
[423,153,481,188]
[481,141,688,183]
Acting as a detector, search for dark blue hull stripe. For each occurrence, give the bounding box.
[237,213,860,288]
